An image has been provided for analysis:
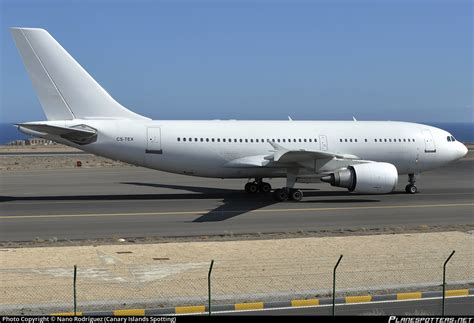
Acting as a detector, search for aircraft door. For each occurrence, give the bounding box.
[146,127,162,154]
[319,135,328,151]
[422,129,436,153]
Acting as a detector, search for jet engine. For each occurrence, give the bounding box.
[320,162,398,194]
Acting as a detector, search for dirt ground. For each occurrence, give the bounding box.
[0,231,472,313]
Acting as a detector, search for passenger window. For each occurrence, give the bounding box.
[384,139,387,142]
[374,139,377,142]
[345,139,348,142]
[412,139,415,142]
[217,138,220,142]
[403,139,406,142]
[309,139,312,142]
[350,139,353,142]
[223,138,226,142]
[177,138,181,142]
[282,139,286,143]
[298,139,302,142]
[355,139,358,142]
[304,139,307,142]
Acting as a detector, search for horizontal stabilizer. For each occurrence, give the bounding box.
[17,123,98,145]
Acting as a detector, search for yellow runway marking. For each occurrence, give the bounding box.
[113,309,145,316]
[1,203,473,219]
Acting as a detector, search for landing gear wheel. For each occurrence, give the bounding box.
[246,182,259,194]
[244,182,252,193]
[290,189,303,202]
[274,189,289,202]
[259,182,272,193]
[405,184,417,194]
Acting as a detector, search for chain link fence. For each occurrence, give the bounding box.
[0,250,472,315]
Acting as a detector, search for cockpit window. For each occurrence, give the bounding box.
[447,136,451,142]
[451,136,456,142]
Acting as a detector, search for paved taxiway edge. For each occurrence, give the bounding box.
[51,288,473,315]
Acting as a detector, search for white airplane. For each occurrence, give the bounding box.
[10,28,468,201]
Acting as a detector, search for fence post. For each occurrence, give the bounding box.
[208,260,214,316]
[73,265,77,316]
[332,255,343,316]
[442,250,455,316]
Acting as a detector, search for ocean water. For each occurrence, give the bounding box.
[1,122,472,144]
[0,123,29,144]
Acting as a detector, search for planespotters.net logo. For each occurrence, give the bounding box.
[389,317,473,323]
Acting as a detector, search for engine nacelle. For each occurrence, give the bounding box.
[320,162,398,194]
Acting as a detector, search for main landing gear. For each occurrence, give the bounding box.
[244,179,303,201]
[244,179,272,194]
[272,168,303,202]
[405,173,418,194]
[273,188,303,202]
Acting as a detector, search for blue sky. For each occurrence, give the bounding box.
[1,0,472,123]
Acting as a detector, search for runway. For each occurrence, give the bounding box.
[0,158,473,242]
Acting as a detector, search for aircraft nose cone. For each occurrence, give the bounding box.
[460,143,468,158]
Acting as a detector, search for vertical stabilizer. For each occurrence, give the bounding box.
[11,28,149,121]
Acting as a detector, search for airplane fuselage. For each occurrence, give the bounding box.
[42,119,466,180]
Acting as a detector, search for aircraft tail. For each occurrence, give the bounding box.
[10,28,149,121]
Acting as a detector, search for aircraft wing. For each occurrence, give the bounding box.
[265,142,358,163]
[17,123,98,145]
[225,142,359,168]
